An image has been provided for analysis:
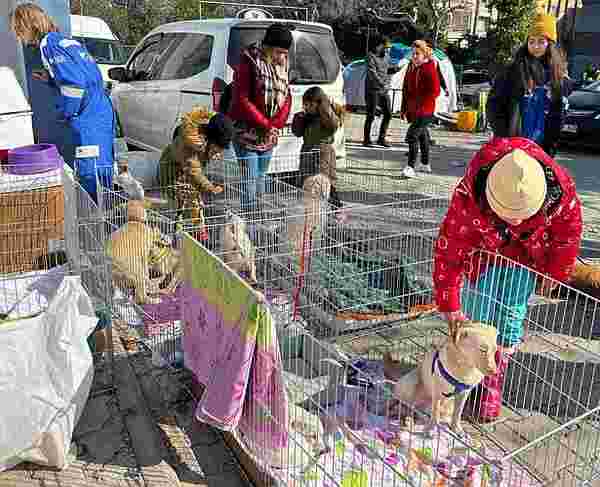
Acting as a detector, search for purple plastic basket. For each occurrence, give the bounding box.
[6,144,62,175]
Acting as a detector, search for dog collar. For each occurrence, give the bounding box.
[432,350,475,398]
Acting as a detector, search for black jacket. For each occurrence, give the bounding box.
[487,67,572,155]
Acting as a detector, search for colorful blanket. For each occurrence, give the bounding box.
[181,233,289,452]
[274,361,541,487]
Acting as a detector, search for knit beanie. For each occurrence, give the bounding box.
[412,40,433,59]
[529,13,557,42]
[486,149,547,221]
[206,113,234,148]
[263,24,293,50]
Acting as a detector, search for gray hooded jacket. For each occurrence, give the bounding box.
[365,52,391,93]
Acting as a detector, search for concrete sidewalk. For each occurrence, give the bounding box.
[0,322,249,487]
[343,113,600,256]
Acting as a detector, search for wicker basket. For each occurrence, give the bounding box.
[0,185,65,274]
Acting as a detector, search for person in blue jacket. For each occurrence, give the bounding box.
[10,3,114,201]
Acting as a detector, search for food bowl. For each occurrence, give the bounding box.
[6,144,62,175]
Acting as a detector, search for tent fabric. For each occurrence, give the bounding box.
[343,42,458,115]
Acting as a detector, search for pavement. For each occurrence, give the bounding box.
[343,113,600,257]
[0,322,250,487]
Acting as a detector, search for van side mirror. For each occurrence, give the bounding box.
[109,67,127,82]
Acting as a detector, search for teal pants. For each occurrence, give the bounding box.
[461,265,536,347]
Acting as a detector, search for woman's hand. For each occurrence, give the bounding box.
[443,311,467,343]
[399,112,406,121]
[32,70,49,82]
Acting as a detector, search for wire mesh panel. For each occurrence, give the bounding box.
[199,154,453,339]
[328,251,600,487]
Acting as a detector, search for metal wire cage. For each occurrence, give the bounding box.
[101,147,600,487]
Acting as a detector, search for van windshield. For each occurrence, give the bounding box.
[75,37,129,65]
[227,25,340,84]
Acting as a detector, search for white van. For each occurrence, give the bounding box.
[70,15,128,88]
[108,18,345,173]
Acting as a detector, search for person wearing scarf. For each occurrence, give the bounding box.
[486,13,571,157]
[228,24,293,216]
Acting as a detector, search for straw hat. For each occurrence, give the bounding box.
[485,149,547,221]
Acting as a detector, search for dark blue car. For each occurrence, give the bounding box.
[561,80,600,148]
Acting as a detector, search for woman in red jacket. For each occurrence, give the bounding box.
[433,137,582,421]
[400,40,441,179]
[228,24,293,215]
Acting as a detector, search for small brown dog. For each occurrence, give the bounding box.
[222,212,257,285]
[108,201,181,304]
[386,322,498,435]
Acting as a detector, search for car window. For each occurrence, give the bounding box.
[154,33,214,80]
[227,25,340,84]
[74,37,129,65]
[291,30,340,83]
[462,72,489,85]
[127,34,168,81]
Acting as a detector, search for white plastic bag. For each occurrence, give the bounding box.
[0,276,98,471]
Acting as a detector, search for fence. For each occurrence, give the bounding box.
[101,149,600,486]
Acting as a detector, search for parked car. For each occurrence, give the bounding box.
[561,80,600,148]
[108,18,345,174]
[459,69,490,108]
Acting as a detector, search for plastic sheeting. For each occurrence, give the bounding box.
[343,46,458,115]
[0,276,98,471]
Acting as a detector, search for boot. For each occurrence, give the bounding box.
[471,350,509,422]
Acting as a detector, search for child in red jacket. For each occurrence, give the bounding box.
[400,40,441,178]
[433,137,582,421]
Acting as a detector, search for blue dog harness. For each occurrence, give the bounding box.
[432,350,475,398]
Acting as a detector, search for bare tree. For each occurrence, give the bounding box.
[419,0,473,46]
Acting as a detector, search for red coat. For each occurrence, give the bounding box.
[433,137,583,313]
[228,50,291,131]
[401,59,440,122]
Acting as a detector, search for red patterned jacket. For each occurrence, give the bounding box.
[433,137,582,313]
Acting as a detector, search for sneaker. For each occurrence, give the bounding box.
[377,139,392,148]
[416,163,432,173]
[402,166,416,178]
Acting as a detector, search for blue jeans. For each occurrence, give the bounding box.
[233,145,273,212]
[461,265,536,348]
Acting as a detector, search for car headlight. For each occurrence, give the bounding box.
[595,113,600,119]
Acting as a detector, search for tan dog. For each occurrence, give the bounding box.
[222,212,257,285]
[385,322,498,435]
[108,201,181,304]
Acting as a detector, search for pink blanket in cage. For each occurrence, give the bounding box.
[276,362,541,487]
[181,234,289,450]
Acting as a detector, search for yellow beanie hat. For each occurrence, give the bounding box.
[486,149,547,222]
[529,13,557,42]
